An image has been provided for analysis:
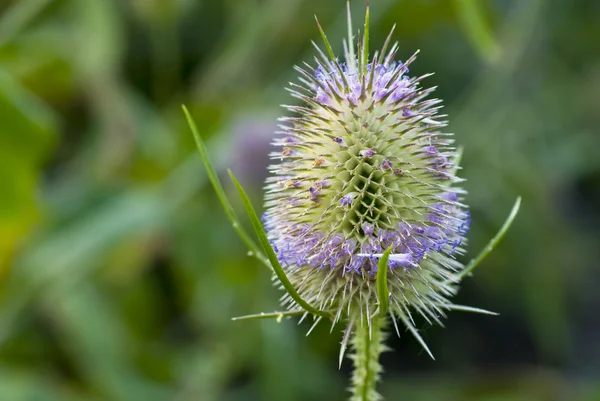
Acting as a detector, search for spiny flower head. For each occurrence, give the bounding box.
[263,8,470,340]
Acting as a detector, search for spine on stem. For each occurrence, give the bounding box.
[349,317,387,401]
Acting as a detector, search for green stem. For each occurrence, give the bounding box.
[350,317,385,401]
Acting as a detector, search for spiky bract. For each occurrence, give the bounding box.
[263,16,470,338]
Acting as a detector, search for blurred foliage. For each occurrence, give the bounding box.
[0,0,599,400]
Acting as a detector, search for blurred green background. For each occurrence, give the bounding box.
[0,0,599,400]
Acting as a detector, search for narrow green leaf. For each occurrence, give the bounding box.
[454,0,501,64]
[232,310,306,322]
[0,0,52,47]
[362,2,370,74]
[314,16,336,62]
[182,105,269,268]
[453,145,464,169]
[345,1,355,71]
[376,246,392,317]
[453,196,521,282]
[449,146,464,178]
[379,23,396,65]
[356,29,362,74]
[314,14,350,91]
[228,170,331,319]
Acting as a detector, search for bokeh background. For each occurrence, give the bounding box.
[1,0,599,400]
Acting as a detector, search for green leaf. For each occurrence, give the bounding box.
[361,2,370,74]
[0,69,57,165]
[228,170,331,319]
[452,196,521,282]
[314,14,350,92]
[0,69,58,277]
[451,145,464,176]
[376,246,392,318]
[345,1,355,70]
[0,366,81,401]
[378,23,396,65]
[182,105,269,268]
[0,0,53,47]
[48,283,171,401]
[314,16,336,62]
[454,0,501,64]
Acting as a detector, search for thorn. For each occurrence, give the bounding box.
[339,320,355,369]
[306,316,322,336]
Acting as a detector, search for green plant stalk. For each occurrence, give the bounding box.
[350,317,386,401]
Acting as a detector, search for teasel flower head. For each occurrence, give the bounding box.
[185,4,520,400]
[262,5,472,348]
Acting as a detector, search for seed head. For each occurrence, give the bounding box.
[263,13,470,335]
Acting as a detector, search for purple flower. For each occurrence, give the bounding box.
[339,193,357,207]
[360,148,376,158]
[381,159,393,170]
[362,222,375,235]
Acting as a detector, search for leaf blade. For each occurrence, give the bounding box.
[228,170,331,319]
[314,16,336,62]
[362,2,370,74]
[376,246,393,317]
[345,1,355,70]
[182,105,269,268]
[454,0,501,64]
[453,196,521,282]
